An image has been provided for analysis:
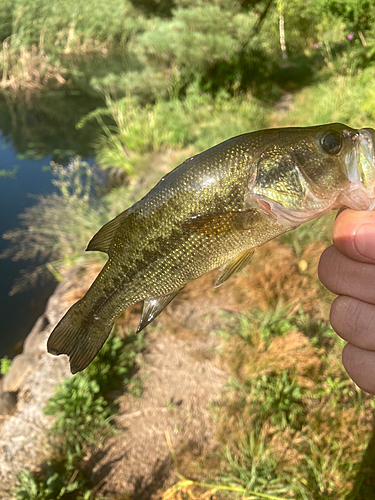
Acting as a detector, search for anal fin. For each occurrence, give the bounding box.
[136,289,182,333]
[215,248,255,288]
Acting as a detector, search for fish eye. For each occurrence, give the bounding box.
[320,131,342,155]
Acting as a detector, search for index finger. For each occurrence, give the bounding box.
[333,209,375,263]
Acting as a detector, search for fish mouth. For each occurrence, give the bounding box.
[338,128,375,210]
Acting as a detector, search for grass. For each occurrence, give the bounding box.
[44,330,146,462]
[0,0,142,97]
[278,211,335,258]
[78,87,269,172]
[0,85,268,295]
[0,36,67,98]
[161,301,373,499]
[271,67,375,130]
[152,199,374,499]
[4,46,375,292]
[5,77,375,497]
[163,430,288,500]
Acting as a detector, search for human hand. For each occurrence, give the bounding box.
[318,209,375,394]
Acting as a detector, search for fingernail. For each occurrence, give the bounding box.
[354,223,375,259]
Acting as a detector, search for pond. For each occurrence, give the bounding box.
[0,92,103,358]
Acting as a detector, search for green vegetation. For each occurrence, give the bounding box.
[2,0,375,498]
[44,331,146,461]
[217,308,372,500]
[275,69,375,129]
[0,165,17,178]
[79,90,268,172]
[165,302,373,499]
[0,355,11,375]
[0,0,144,96]
[14,330,145,500]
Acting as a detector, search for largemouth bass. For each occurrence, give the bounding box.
[47,123,375,373]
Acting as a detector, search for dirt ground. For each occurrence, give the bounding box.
[92,329,224,498]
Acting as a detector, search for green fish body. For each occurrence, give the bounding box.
[47,124,375,373]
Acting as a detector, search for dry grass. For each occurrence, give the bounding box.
[0,37,67,98]
[241,238,331,314]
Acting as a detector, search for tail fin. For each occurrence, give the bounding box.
[47,302,113,374]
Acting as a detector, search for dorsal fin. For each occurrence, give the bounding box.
[214,248,255,288]
[86,209,129,255]
[136,289,182,333]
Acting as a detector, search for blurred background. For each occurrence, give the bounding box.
[1,0,375,498]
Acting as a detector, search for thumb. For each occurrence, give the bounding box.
[333,209,375,263]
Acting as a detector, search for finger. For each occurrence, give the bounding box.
[318,246,375,303]
[330,295,375,350]
[342,343,375,394]
[333,209,375,263]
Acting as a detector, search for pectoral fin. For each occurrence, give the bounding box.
[215,248,255,288]
[182,210,256,236]
[137,289,182,333]
[86,209,129,255]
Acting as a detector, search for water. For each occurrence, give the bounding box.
[0,92,103,358]
[0,149,56,357]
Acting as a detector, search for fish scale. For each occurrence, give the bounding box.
[47,123,375,373]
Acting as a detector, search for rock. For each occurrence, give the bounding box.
[0,391,17,416]
[2,353,39,393]
[0,354,72,491]
[22,315,49,355]
[0,402,52,488]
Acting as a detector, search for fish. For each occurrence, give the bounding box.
[47,123,375,374]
